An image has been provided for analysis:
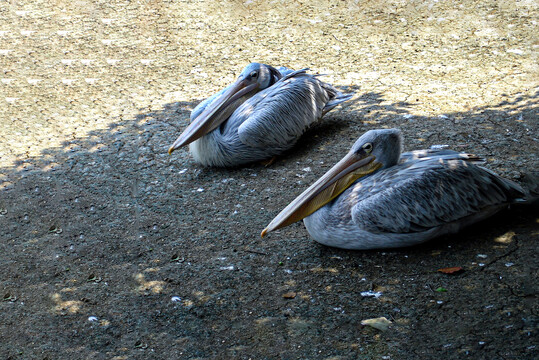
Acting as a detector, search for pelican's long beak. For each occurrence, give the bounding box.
[261,151,382,237]
[168,79,259,154]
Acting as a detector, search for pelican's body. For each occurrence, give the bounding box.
[263,129,529,250]
[169,63,353,167]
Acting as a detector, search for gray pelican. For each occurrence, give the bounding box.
[168,63,353,167]
[262,128,529,250]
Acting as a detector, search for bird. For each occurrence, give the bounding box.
[261,128,531,250]
[168,63,353,167]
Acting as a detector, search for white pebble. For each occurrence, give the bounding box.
[360,291,382,298]
[430,144,449,150]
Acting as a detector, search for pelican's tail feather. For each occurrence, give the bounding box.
[519,171,539,204]
[323,92,354,115]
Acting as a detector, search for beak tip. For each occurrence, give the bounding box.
[260,228,268,238]
[168,147,175,155]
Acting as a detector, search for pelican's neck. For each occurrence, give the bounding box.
[188,118,254,167]
[189,128,227,167]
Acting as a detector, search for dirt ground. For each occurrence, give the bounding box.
[0,0,538,359]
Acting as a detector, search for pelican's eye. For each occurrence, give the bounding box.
[249,71,258,78]
[362,143,373,153]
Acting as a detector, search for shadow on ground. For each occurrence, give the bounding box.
[0,89,537,359]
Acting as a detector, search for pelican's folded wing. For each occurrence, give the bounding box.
[351,158,525,234]
[236,73,339,149]
[399,149,485,164]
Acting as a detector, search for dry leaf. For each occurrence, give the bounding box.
[282,291,296,299]
[437,266,464,274]
[361,317,392,331]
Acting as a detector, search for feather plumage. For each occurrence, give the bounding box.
[296,129,528,249]
[180,64,352,167]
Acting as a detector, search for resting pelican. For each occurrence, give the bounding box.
[262,129,529,250]
[168,63,353,167]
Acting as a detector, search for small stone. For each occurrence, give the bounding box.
[361,317,392,331]
[282,292,296,299]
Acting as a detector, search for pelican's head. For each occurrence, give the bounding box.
[349,128,402,169]
[261,128,403,237]
[168,63,282,154]
[239,63,282,91]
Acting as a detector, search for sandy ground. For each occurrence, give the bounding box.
[0,0,538,359]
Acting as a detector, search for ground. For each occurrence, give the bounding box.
[0,0,538,359]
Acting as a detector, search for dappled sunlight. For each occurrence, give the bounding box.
[108,354,131,360]
[51,293,84,315]
[494,231,516,244]
[88,144,108,153]
[284,279,297,287]
[298,292,312,301]
[60,287,78,293]
[134,273,166,294]
[310,266,339,274]
[192,290,211,304]
[254,317,274,326]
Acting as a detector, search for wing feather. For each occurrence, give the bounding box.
[350,157,525,234]
[236,73,338,149]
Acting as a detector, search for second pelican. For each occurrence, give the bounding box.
[168,63,353,167]
[262,129,529,250]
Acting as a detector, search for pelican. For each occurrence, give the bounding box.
[168,63,353,167]
[262,129,530,250]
